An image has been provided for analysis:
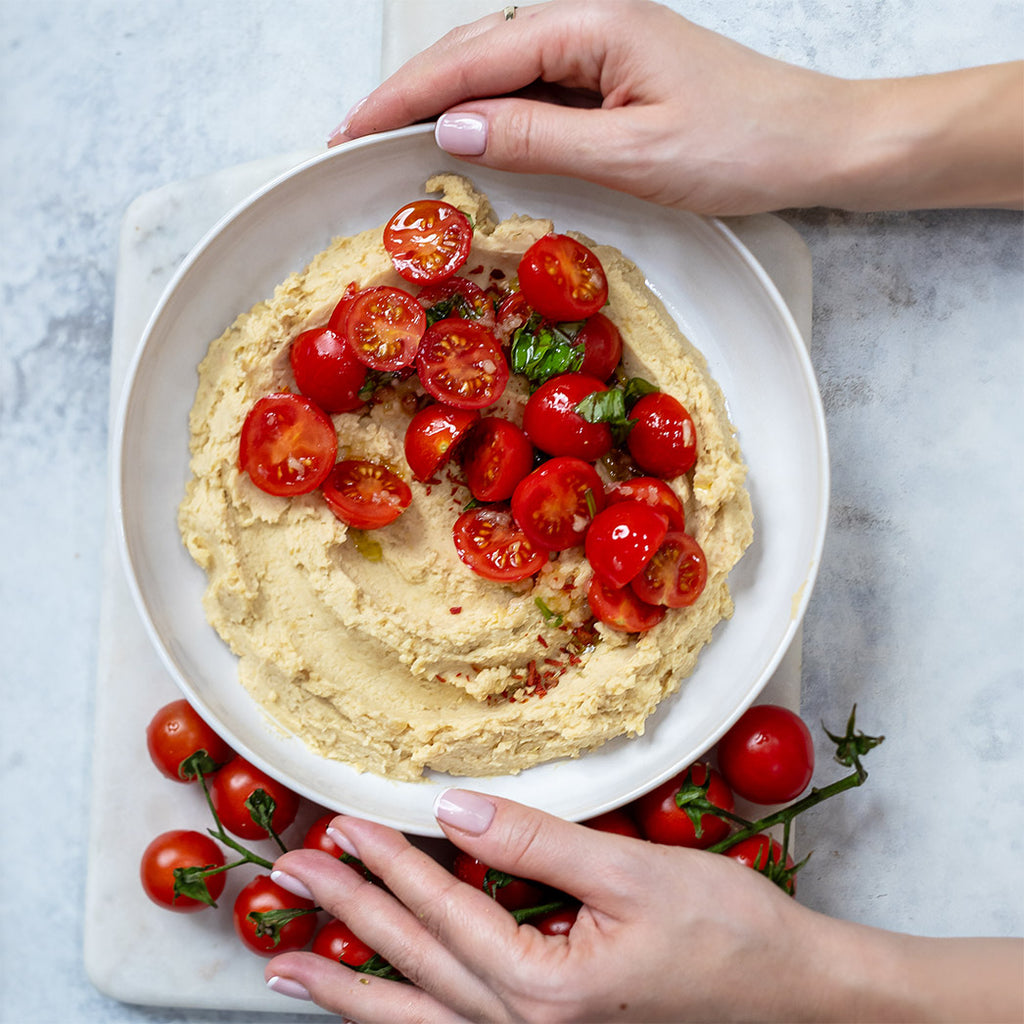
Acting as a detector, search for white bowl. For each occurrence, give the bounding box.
[115,124,828,836]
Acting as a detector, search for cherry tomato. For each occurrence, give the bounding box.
[518,234,608,321]
[311,918,377,967]
[585,501,668,588]
[344,286,426,371]
[460,417,535,502]
[289,326,366,414]
[511,456,605,552]
[453,853,546,911]
[383,199,473,284]
[238,393,337,497]
[208,755,300,841]
[576,312,623,380]
[586,574,666,633]
[403,404,480,482]
[723,835,796,894]
[146,699,233,782]
[533,905,580,936]
[627,392,698,478]
[322,459,412,530]
[606,477,686,532]
[302,813,345,857]
[522,373,613,461]
[452,506,548,582]
[717,704,815,804]
[416,318,509,409]
[417,276,496,328]
[140,830,225,912]
[233,874,317,956]
[584,808,643,839]
[634,763,734,848]
[495,289,533,341]
[630,531,708,608]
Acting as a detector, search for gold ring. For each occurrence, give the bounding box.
[503,5,517,20]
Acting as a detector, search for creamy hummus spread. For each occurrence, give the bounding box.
[178,175,753,781]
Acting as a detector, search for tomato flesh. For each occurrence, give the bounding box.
[417,276,496,329]
[518,233,608,320]
[404,404,480,482]
[452,506,548,582]
[140,829,226,912]
[634,763,734,848]
[628,391,698,478]
[416,318,509,409]
[522,373,613,461]
[323,459,412,529]
[344,286,426,371]
[631,531,708,608]
[383,199,473,284]
[585,501,669,588]
[511,456,605,552]
[587,574,666,633]
[606,477,686,533]
[290,325,367,413]
[460,417,535,502]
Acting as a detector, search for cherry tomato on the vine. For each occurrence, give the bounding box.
[233,874,317,956]
[532,905,580,936]
[584,808,643,839]
[383,199,473,285]
[208,755,300,841]
[344,286,426,371]
[453,853,547,912]
[404,404,480,482]
[576,312,623,381]
[452,506,548,582]
[311,918,378,967]
[518,234,608,321]
[460,417,535,502]
[716,704,815,805]
[585,501,668,588]
[723,835,797,894]
[140,829,226,913]
[417,276,496,329]
[630,531,708,608]
[416,318,509,409]
[522,373,613,461]
[587,574,666,633]
[238,393,337,497]
[511,456,605,552]
[606,477,686,533]
[634,763,734,848]
[322,459,412,530]
[628,392,698,478]
[289,325,367,414]
[146,698,233,782]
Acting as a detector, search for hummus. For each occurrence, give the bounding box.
[178,175,753,781]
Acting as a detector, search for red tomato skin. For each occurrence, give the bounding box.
[403,404,480,481]
[289,326,367,413]
[453,853,546,912]
[238,393,338,497]
[511,456,606,552]
[322,459,413,530]
[627,392,698,478]
[383,200,473,284]
[495,289,533,342]
[723,835,796,894]
[533,905,580,936]
[584,808,643,839]
[606,477,686,533]
[522,373,613,461]
[140,830,226,912]
[208,756,300,840]
[452,506,548,582]
[717,704,815,804]
[233,875,317,956]
[344,286,426,371]
[576,313,623,380]
[634,764,734,848]
[460,417,535,502]
[311,918,377,967]
[146,699,233,782]
[302,813,345,857]
[518,234,608,321]
[586,574,666,633]
[416,318,510,410]
[417,276,496,329]
[585,501,669,588]
[630,531,708,608]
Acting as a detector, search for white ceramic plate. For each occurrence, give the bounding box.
[115,124,828,837]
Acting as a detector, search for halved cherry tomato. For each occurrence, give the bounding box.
[383,199,473,284]
[239,393,337,497]
[460,417,535,502]
[208,755,300,841]
[495,289,534,342]
[233,874,317,956]
[311,918,378,967]
[631,531,708,608]
[344,286,426,371]
[586,574,666,633]
[404,404,480,482]
[146,698,233,782]
[628,392,698,478]
[724,835,797,894]
[522,373,613,460]
[576,312,623,380]
[417,276,496,329]
[416,318,509,409]
[511,456,605,552]
[606,477,686,532]
[290,326,367,413]
[326,281,359,335]
[453,853,547,911]
[634,763,734,848]
[322,459,412,530]
[585,501,669,588]
[140,829,226,912]
[518,234,608,320]
[452,506,548,582]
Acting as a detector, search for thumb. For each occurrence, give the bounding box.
[435,788,644,913]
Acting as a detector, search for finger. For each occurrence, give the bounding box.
[268,846,507,1019]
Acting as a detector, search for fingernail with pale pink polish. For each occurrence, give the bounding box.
[435,113,488,156]
[328,95,368,145]
[267,975,312,1001]
[326,826,360,858]
[270,869,314,901]
[434,788,496,834]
